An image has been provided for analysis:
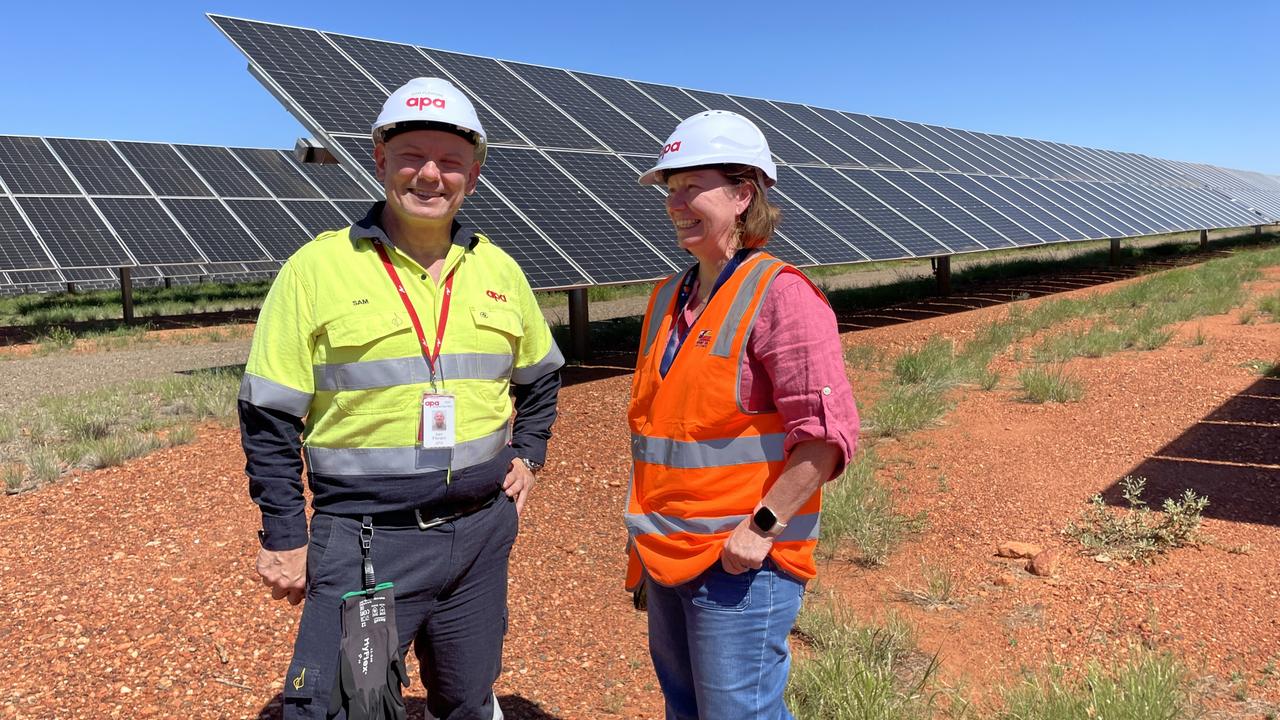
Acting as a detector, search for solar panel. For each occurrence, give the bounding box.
[92,197,205,264]
[214,17,385,135]
[0,136,80,195]
[480,147,674,283]
[162,198,270,262]
[774,166,905,260]
[175,144,271,197]
[17,196,132,267]
[796,167,951,256]
[284,152,373,200]
[232,148,323,199]
[202,14,1279,300]
[225,199,312,261]
[324,33,524,147]
[114,142,215,197]
[0,196,53,270]
[45,138,150,196]
[453,188,590,289]
[279,199,351,238]
[506,62,659,154]
[422,48,600,151]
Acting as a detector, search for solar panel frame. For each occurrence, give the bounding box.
[911,172,1042,246]
[1068,182,1155,235]
[279,199,353,239]
[971,175,1083,240]
[683,89,820,164]
[828,111,929,170]
[627,81,709,123]
[45,138,151,196]
[212,16,387,135]
[422,48,603,151]
[283,152,373,200]
[224,198,314,261]
[1049,180,1144,237]
[797,166,952,256]
[571,72,682,147]
[728,96,857,166]
[774,166,908,260]
[948,174,1065,241]
[841,169,985,252]
[766,190,867,265]
[113,141,216,197]
[0,196,56,271]
[985,176,1103,240]
[0,136,82,195]
[175,144,273,198]
[17,195,135,268]
[92,197,207,264]
[478,147,676,284]
[323,32,526,147]
[878,170,1015,249]
[858,116,956,172]
[503,61,660,154]
[1015,178,1121,238]
[162,197,272,263]
[232,148,324,199]
[904,123,993,175]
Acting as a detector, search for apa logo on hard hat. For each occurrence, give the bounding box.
[658,141,682,161]
[406,95,447,111]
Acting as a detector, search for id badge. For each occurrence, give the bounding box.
[421,393,456,449]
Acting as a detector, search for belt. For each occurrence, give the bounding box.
[363,491,505,531]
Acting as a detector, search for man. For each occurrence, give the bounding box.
[239,77,562,720]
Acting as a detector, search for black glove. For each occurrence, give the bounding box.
[329,583,408,720]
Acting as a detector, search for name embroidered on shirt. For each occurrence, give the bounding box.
[352,298,369,306]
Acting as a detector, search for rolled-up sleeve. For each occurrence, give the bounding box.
[745,272,859,477]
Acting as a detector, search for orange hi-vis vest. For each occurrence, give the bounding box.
[626,251,826,590]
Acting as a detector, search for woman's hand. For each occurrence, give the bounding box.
[719,517,773,574]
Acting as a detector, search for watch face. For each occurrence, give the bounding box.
[752,506,778,533]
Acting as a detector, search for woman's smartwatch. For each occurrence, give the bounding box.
[750,505,788,537]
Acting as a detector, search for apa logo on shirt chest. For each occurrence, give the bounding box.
[485,289,508,302]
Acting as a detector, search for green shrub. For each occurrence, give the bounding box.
[1065,476,1207,563]
[999,650,1192,720]
[818,449,924,566]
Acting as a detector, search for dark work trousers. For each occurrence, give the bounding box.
[281,495,518,720]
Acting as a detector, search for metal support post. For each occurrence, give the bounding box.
[1199,229,1208,249]
[163,276,172,289]
[1109,238,1121,265]
[568,288,590,363]
[119,267,134,324]
[65,282,77,294]
[1256,225,1263,237]
[932,256,951,296]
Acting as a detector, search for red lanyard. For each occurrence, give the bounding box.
[373,240,455,385]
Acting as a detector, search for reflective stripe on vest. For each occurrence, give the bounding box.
[631,432,786,469]
[626,510,820,543]
[305,426,509,476]
[239,373,313,417]
[640,271,687,358]
[709,258,777,357]
[313,353,514,391]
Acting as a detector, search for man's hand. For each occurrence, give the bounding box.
[503,459,536,515]
[720,517,773,574]
[256,546,308,605]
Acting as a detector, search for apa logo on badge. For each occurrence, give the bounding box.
[658,141,682,160]
[694,330,712,348]
[406,95,446,110]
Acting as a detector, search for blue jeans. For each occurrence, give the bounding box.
[646,559,806,720]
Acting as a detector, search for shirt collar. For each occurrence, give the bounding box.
[349,201,479,251]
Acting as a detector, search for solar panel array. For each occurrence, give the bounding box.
[0,136,375,294]
[208,15,1279,291]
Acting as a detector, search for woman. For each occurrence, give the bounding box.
[626,110,859,719]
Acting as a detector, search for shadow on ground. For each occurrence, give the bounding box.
[1109,375,1280,527]
[253,693,566,719]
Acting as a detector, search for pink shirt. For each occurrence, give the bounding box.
[676,270,859,474]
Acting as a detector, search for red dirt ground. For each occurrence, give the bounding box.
[1,261,1277,719]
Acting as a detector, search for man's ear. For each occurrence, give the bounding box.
[373,142,386,184]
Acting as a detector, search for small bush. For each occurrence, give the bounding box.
[3,464,25,493]
[165,424,197,446]
[26,447,60,485]
[1242,359,1280,377]
[1018,366,1084,403]
[893,337,958,386]
[1257,290,1280,320]
[36,326,76,353]
[845,343,883,370]
[1066,476,1207,563]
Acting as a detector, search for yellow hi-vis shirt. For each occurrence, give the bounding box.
[238,218,563,478]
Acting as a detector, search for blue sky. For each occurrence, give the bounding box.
[3,1,1276,174]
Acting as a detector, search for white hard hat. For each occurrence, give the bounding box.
[372,77,488,165]
[638,110,777,187]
